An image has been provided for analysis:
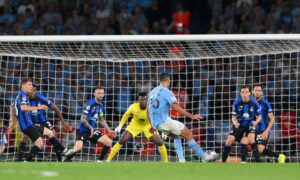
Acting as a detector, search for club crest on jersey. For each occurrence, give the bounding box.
[86,106,91,110]
[250,107,253,111]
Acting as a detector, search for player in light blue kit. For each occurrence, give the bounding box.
[148,73,218,162]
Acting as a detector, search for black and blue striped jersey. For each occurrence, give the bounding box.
[15,90,34,131]
[231,97,261,127]
[256,98,273,133]
[30,93,53,123]
[76,98,105,132]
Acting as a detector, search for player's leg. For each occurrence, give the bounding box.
[256,134,285,163]
[107,130,134,161]
[43,126,66,161]
[159,118,210,161]
[240,136,249,163]
[248,130,260,162]
[95,133,113,161]
[24,126,44,162]
[64,140,83,161]
[18,134,29,161]
[166,133,185,162]
[222,125,243,162]
[147,131,168,163]
[65,130,85,161]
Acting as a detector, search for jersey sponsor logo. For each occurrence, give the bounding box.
[83,110,89,114]
[243,113,249,119]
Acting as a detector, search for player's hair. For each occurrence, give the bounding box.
[240,85,251,92]
[138,92,147,97]
[159,73,170,82]
[94,86,105,92]
[20,78,32,89]
[253,84,264,90]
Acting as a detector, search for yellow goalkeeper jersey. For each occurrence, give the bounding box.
[120,102,151,128]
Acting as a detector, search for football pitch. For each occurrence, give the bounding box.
[0,162,299,180]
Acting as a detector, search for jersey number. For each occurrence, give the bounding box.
[150,98,160,109]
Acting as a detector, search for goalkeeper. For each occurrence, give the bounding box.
[107,92,168,162]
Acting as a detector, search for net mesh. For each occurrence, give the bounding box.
[0,37,299,162]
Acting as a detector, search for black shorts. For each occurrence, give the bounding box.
[76,129,105,144]
[38,121,54,130]
[22,125,43,143]
[255,133,269,146]
[229,125,255,142]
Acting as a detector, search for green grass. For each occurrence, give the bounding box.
[0,162,299,180]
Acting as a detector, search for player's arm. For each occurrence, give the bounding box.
[80,114,93,137]
[115,105,132,133]
[21,104,47,111]
[171,103,202,120]
[50,104,72,131]
[98,116,117,137]
[232,115,239,128]
[231,102,239,128]
[252,103,262,126]
[7,105,16,134]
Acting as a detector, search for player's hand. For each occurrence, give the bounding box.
[38,105,48,111]
[262,131,269,140]
[191,114,203,120]
[114,125,122,134]
[110,130,117,138]
[234,122,240,129]
[63,124,74,132]
[89,128,94,138]
[252,121,258,127]
[7,127,13,134]
[149,127,156,134]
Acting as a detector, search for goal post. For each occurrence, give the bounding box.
[0,34,299,162]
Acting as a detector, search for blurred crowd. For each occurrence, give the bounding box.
[1,0,300,35]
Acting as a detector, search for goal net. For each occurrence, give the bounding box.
[0,35,299,162]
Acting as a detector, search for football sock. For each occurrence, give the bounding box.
[240,144,248,162]
[26,145,40,162]
[98,145,110,161]
[158,144,168,163]
[187,139,205,159]
[263,148,279,158]
[251,143,261,162]
[18,142,27,161]
[174,138,185,161]
[222,144,231,162]
[107,142,123,161]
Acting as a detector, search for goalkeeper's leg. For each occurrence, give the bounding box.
[107,131,133,162]
[150,134,168,163]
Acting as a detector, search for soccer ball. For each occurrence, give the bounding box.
[205,150,219,162]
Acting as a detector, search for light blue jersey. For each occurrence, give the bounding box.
[148,85,177,128]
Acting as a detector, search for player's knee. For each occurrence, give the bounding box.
[35,138,43,149]
[44,128,54,137]
[153,137,163,146]
[75,141,83,152]
[241,137,249,145]
[105,139,113,147]
[226,136,235,145]
[257,145,264,153]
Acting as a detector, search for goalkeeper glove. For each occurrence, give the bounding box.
[114,125,122,133]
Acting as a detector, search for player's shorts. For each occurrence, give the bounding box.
[229,125,254,142]
[38,121,54,130]
[255,132,269,146]
[22,125,43,142]
[76,129,105,144]
[125,124,158,140]
[157,117,185,136]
